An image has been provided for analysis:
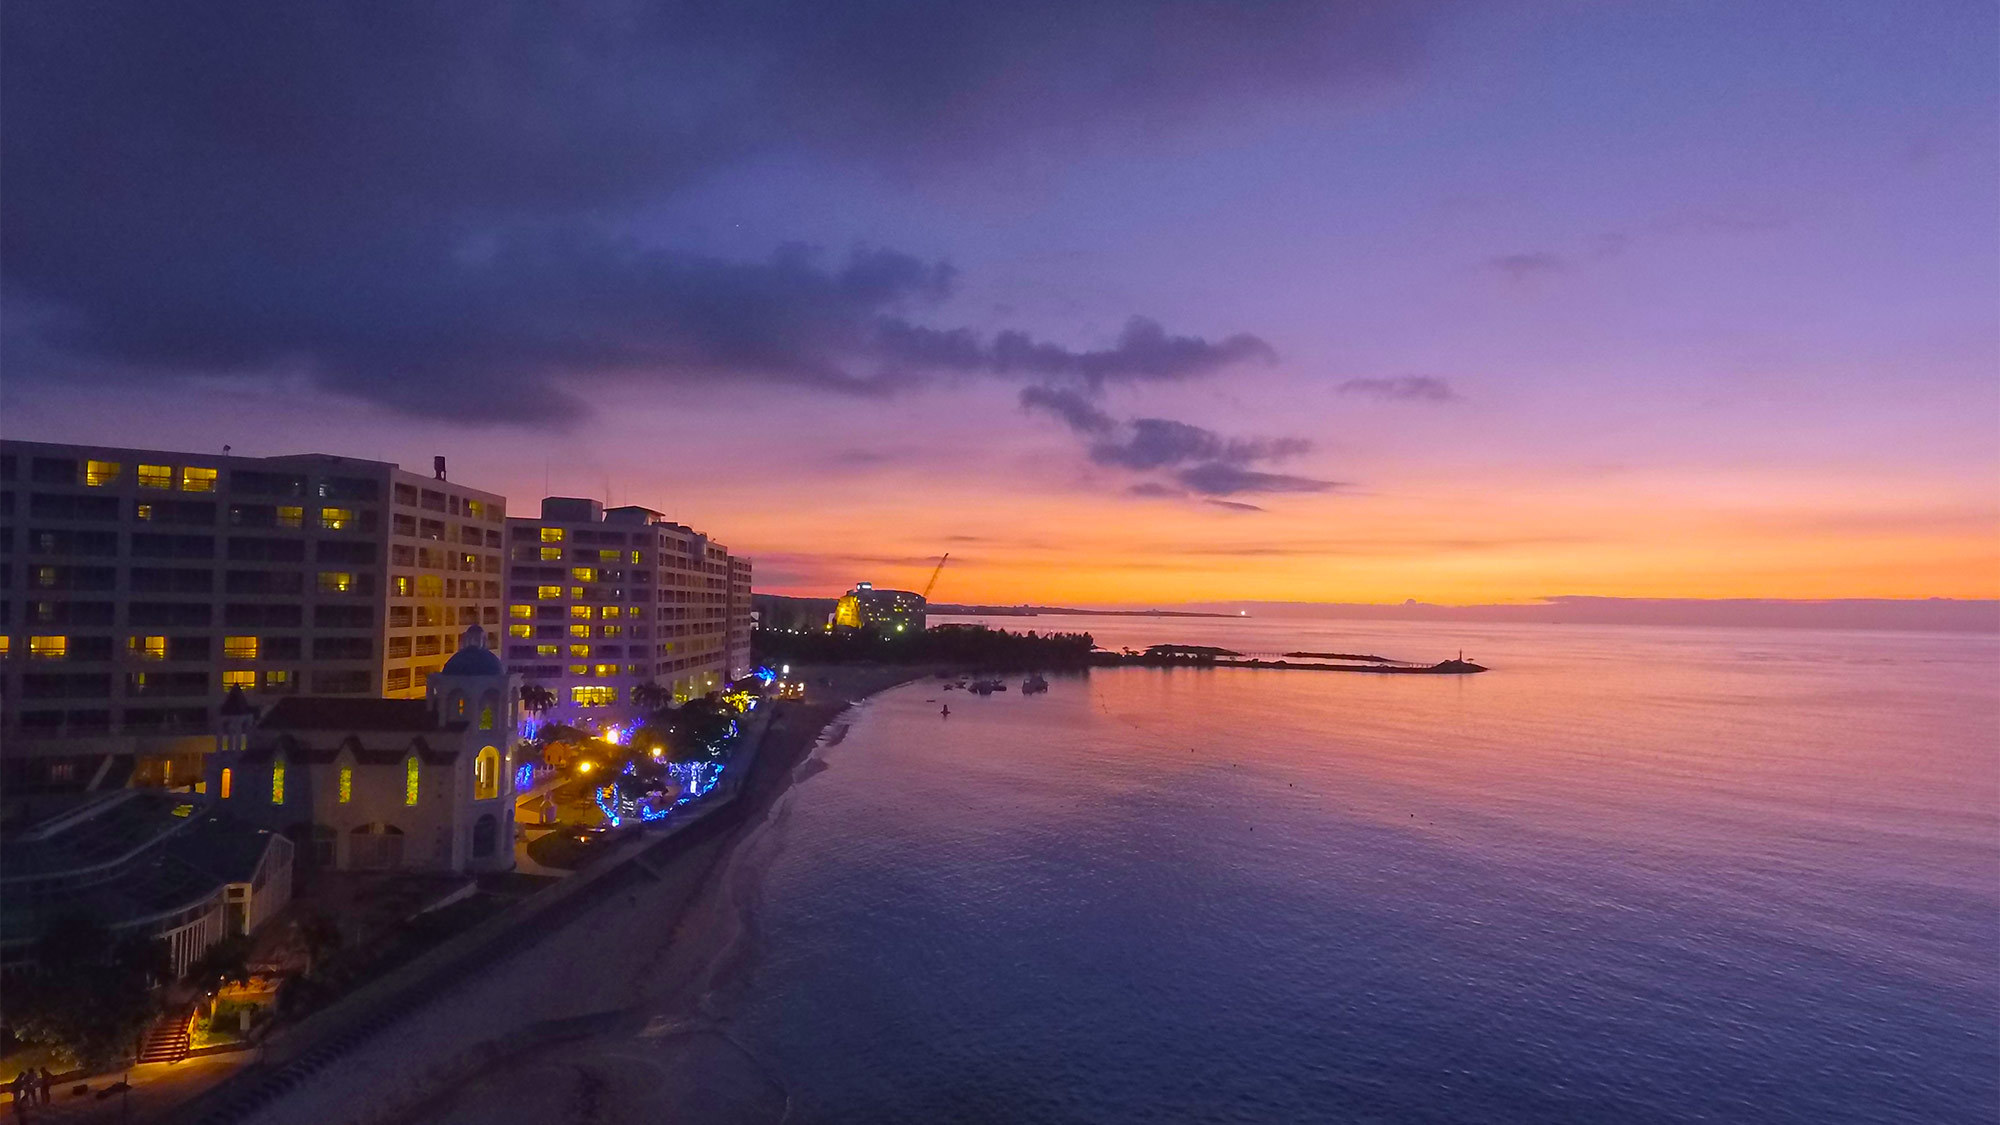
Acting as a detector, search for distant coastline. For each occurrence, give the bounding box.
[929,604,1237,619]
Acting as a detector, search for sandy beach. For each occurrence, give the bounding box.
[205,665,930,1125]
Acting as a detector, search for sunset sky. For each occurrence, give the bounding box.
[4,2,1994,605]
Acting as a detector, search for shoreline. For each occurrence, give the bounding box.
[356,663,931,1125]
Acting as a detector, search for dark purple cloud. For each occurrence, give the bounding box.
[1176,464,1342,496]
[1337,375,1458,402]
[1020,386,1116,435]
[0,0,1437,425]
[1487,252,1567,280]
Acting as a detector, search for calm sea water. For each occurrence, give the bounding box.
[712,620,1999,1123]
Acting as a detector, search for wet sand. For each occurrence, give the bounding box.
[224,665,929,1125]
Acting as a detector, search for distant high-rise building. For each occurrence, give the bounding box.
[0,440,506,790]
[834,583,926,634]
[502,497,751,724]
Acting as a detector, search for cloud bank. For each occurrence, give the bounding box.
[0,1,1441,426]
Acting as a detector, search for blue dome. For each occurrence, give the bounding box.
[438,625,504,677]
[440,646,504,677]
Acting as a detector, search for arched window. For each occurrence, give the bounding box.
[404,756,420,806]
[271,758,286,805]
[478,706,494,730]
[219,767,233,800]
[471,814,497,858]
[338,766,353,803]
[474,746,501,800]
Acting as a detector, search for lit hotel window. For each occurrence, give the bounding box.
[223,670,255,688]
[0,637,10,658]
[320,507,355,530]
[593,663,618,677]
[393,575,413,597]
[570,606,593,619]
[630,550,642,564]
[138,464,172,489]
[271,762,285,804]
[510,604,532,619]
[569,625,591,639]
[540,528,564,543]
[568,663,589,675]
[267,670,292,689]
[571,685,618,706]
[537,585,561,600]
[129,635,167,661]
[85,460,122,486]
[570,586,584,599]
[465,500,484,519]
[405,757,420,805]
[224,635,259,659]
[338,767,353,803]
[319,572,355,594]
[220,768,233,799]
[180,466,218,492]
[537,644,559,656]
[569,644,589,657]
[29,635,67,660]
[601,606,621,619]
[571,567,596,582]
[603,625,623,638]
[541,547,562,561]
[277,506,303,528]
[509,624,532,638]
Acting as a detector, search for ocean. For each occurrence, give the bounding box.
[693,618,1998,1123]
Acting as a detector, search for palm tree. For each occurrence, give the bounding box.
[519,683,557,717]
[630,681,671,712]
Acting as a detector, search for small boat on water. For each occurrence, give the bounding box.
[1021,673,1049,694]
[969,678,1006,695]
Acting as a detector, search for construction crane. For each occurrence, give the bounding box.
[921,553,950,601]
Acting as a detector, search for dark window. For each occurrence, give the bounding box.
[67,636,116,661]
[30,458,77,484]
[129,602,213,627]
[229,504,276,527]
[130,567,211,593]
[224,603,304,627]
[317,476,379,501]
[139,500,217,525]
[225,570,305,595]
[29,493,121,521]
[131,533,215,559]
[228,537,306,562]
[310,670,373,694]
[167,636,211,660]
[125,671,209,697]
[313,604,373,629]
[26,529,118,556]
[315,540,375,564]
[21,674,113,699]
[264,636,303,660]
[312,636,374,660]
[230,471,305,497]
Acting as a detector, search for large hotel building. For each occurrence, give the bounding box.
[0,440,508,787]
[502,497,753,723]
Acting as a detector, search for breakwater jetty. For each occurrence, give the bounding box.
[1093,644,1487,674]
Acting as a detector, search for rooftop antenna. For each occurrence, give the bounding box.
[222,445,232,456]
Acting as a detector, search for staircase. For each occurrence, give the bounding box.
[138,1007,193,1064]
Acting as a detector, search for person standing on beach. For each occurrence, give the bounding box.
[940,704,950,719]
